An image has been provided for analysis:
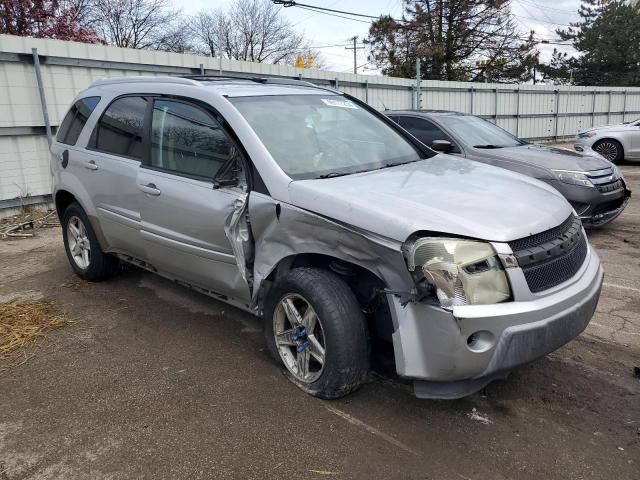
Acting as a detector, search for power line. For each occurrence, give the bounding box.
[516,0,577,15]
[512,12,573,28]
[290,0,342,26]
[308,42,364,49]
[295,5,373,24]
[273,1,381,19]
[514,0,558,26]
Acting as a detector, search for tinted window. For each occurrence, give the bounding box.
[93,96,147,159]
[150,99,231,178]
[399,116,453,147]
[56,96,100,145]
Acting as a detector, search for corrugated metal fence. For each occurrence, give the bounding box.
[1,34,640,208]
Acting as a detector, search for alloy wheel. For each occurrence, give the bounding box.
[594,142,619,162]
[273,293,326,383]
[66,215,91,269]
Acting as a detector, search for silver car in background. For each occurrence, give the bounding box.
[575,118,640,163]
[50,76,603,400]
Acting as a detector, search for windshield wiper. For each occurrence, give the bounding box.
[318,161,416,179]
[380,162,404,169]
[473,144,504,149]
[318,171,349,179]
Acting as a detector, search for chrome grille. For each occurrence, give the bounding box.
[586,167,622,192]
[509,216,588,293]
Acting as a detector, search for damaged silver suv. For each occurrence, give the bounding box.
[51,76,603,399]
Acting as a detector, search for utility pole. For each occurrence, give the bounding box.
[345,36,365,74]
[416,58,422,109]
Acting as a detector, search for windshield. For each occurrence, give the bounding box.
[230,95,423,179]
[442,115,525,148]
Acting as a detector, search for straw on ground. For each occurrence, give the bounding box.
[0,300,71,363]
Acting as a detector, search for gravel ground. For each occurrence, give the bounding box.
[1,165,639,480]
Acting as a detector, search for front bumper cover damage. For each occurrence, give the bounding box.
[405,249,603,399]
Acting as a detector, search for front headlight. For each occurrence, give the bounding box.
[611,163,624,180]
[578,131,597,138]
[553,170,594,188]
[404,237,511,308]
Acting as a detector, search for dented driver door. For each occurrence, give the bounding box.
[137,97,251,301]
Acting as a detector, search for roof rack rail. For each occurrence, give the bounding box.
[90,76,200,87]
[180,75,320,89]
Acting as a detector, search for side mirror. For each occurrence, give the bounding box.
[431,139,453,153]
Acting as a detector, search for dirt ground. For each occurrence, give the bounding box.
[1,168,639,480]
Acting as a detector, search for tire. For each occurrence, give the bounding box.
[61,202,118,281]
[593,139,623,164]
[264,268,370,399]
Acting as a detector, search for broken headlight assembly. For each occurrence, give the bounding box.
[404,237,511,308]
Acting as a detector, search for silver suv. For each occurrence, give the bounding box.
[51,76,603,399]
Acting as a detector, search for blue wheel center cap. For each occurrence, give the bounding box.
[292,326,309,352]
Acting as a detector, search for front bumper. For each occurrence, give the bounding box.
[574,138,596,153]
[545,179,631,227]
[387,246,603,399]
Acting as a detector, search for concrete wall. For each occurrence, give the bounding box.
[1,34,639,206]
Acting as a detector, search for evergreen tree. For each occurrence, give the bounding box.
[554,0,640,86]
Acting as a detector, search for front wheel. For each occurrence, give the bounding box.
[264,268,370,399]
[593,139,623,163]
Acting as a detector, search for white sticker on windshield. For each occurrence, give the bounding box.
[321,98,358,109]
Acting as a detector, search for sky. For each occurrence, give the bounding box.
[178,0,584,75]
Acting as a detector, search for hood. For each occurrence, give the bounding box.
[579,122,637,134]
[478,144,610,172]
[288,155,572,243]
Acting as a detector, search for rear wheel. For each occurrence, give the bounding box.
[62,202,118,281]
[264,268,370,399]
[593,139,623,163]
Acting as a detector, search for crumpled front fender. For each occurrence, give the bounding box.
[247,192,414,306]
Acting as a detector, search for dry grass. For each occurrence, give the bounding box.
[0,301,71,367]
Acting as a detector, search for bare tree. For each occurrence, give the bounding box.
[60,0,95,25]
[185,10,224,57]
[187,0,305,64]
[89,0,183,50]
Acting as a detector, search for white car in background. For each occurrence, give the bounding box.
[575,119,640,163]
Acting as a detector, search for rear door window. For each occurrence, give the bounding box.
[399,116,453,146]
[149,99,232,179]
[91,96,148,160]
[56,96,101,145]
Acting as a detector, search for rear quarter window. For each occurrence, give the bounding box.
[90,96,148,160]
[56,96,101,145]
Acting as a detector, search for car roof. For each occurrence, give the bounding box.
[385,109,471,117]
[85,76,338,98]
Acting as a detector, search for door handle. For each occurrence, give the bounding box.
[60,150,69,168]
[83,160,98,171]
[138,183,161,196]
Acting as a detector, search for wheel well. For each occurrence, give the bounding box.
[54,190,77,220]
[264,254,395,342]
